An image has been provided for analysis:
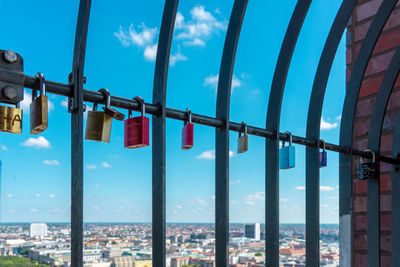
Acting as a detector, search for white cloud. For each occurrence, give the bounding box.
[245,192,265,206]
[170,50,187,66]
[115,23,158,47]
[6,194,13,198]
[203,74,241,92]
[197,149,234,160]
[295,185,334,191]
[336,115,342,120]
[61,99,68,108]
[320,116,338,130]
[30,208,39,212]
[211,195,215,201]
[1,145,7,151]
[49,194,55,198]
[21,136,51,149]
[144,44,158,61]
[183,38,205,47]
[230,179,241,185]
[87,164,97,169]
[35,194,41,198]
[43,160,59,166]
[175,12,185,29]
[101,161,112,168]
[175,205,182,210]
[195,197,207,205]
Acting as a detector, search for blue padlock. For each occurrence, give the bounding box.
[279,131,295,169]
[319,140,327,168]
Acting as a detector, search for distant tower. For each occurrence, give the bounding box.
[244,223,261,240]
[30,223,48,238]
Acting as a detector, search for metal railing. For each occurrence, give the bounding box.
[0,0,400,266]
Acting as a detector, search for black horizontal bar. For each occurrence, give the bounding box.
[0,70,399,165]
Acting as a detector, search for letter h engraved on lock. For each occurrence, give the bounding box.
[0,102,22,134]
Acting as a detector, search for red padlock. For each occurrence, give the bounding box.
[181,108,194,150]
[124,96,149,149]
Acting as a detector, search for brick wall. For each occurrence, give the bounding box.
[347,0,400,266]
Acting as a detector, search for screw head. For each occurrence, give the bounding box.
[3,86,17,100]
[4,50,17,63]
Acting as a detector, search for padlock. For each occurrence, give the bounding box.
[124,96,149,149]
[279,131,295,169]
[319,139,327,168]
[84,89,113,143]
[359,150,377,180]
[181,108,194,150]
[0,102,22,134]
[237,121,248,154]
[30,73,48,135]
[98,88,125,121]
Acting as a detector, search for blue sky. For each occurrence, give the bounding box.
[0,0,345,224]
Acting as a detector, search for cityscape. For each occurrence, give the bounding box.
[0,223,339,267]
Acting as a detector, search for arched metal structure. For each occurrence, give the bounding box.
[265,1,311,266]
[1,1,400,267]
[368,44,400,267]
[305,1,357,266]
[339,0,398,266]
[152,0,179,266]
[215,1,248,265]
[69,1,92,266]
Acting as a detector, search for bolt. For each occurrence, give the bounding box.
[3,86,17,100]
[3,50,17,63]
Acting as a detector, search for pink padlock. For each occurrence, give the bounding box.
[182,108,194,150]
[124,96,149,149]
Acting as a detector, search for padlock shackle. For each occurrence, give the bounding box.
[364,149,376,163]
[285,131,292,146]
[320,139,326,151]
[33,72,46,101]
[134,96,145,116]
[185,108,192,124]
[239,121,247,137]
[98,88,111,109]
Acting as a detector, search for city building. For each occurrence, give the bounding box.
[244,223,260,241]
[29,223,48,238]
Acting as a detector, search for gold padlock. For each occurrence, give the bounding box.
[237,121,248,154]
[84,89,113,143]
[0,103,23,134]
[30,73,48,134]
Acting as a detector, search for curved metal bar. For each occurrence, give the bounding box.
[265,1,311,266]
[368,44,400,267]
[70,0,91,266]
[392,109,400,266]
[152,0,179,266]
[339,1,398,266]
[215,0,248,266]
[305,1,357,266]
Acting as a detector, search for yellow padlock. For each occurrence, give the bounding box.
[0,103,23,134]
[30,73,48,134]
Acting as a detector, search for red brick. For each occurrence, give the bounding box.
[387,88,400,111]
[380,214,392,232]
[354,138,368,150]
[355,232,367,250]
[365,51,395,77]
[380,132,394,153]
[355,215,368,231]
[355,179,368,194]
[347,48,353,65]
[380,161,392,172]
[355,21,372,43]
[383,112,398,132]
[380,174,392,192]
[381,255,392,267]
[354,253,367,267]
[380,234,391,252]
[374,29,400,53]
[383,8,400,31]
[356,0,384,22]
[380,193,391,212]
[359,75,384,98]
[354,195,367,212]
[355,118,370,137]
[356,97,376,117]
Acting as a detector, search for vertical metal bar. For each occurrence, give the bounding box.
[367,45,400,267]
[392,110,400,267]
[70,1,91,267]
[305,1,356,267]
[215,1,247,266]
[265,1,311,266]
[152,1,179,267]
[339,1,397,267]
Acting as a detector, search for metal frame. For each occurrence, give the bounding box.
[152,1,179,266]
[305,1,357,266]
[0,0,400,266]
[215,1,248,265]
[339,1,398,266]
[265,1,311,266]
[69,1,91,266]
[368,44,400,267]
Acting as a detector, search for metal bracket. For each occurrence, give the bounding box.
[67,72,87,113]
[0,49,24,104]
